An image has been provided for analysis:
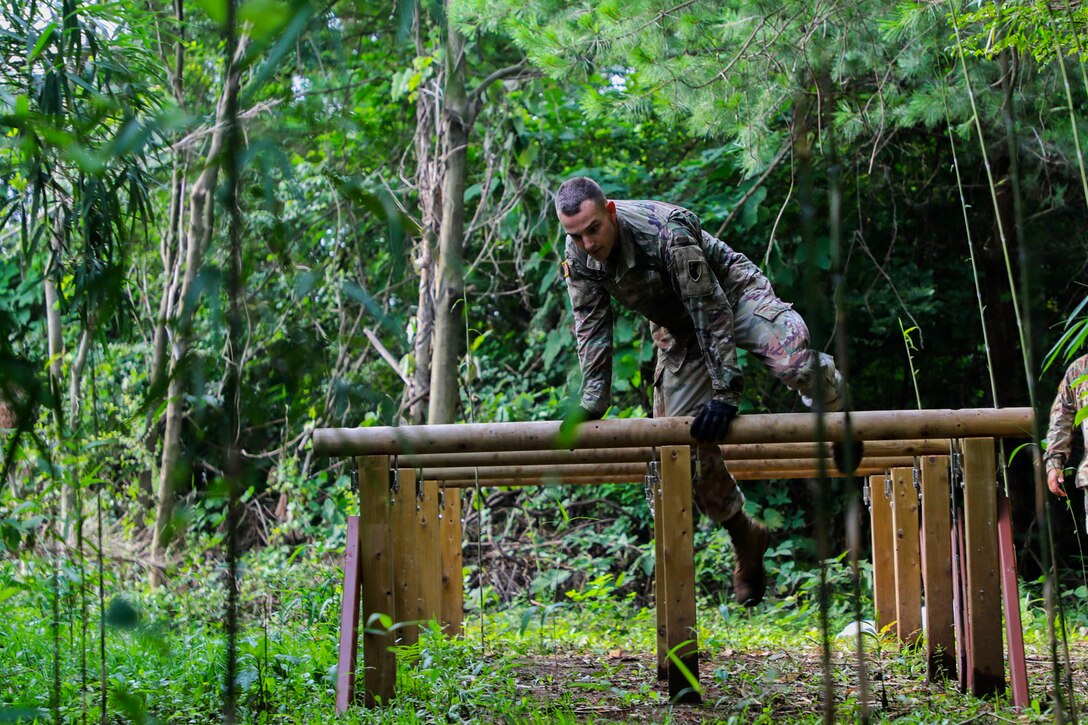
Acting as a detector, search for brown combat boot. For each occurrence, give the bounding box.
[723,512,770,607]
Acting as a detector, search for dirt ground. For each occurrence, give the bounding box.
[510,641,1088,723]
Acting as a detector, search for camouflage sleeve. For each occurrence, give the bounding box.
[1044,368,1077,472]
[563,254,613,417]
[663,210,743,405]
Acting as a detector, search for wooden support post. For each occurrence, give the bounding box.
[998,490,1028,708]
[869,474,896,633]
[358,455,396,707]
[335,515,363,713]
[961,437,1003,697]
[920,455,956,681]
[952,512,969,692]
[653,472,667,680]
[658,445,700,704]
[891,466,922,646]
[418,478,442,630]
[440,487,463,636]
[391,469,421,647]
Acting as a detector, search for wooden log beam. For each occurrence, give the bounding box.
[412,457,915,481]
[397,439,953,468]
[438,467,891,488]
[313,408,1032,456]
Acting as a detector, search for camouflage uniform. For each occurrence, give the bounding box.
[1044,354,1088,495]
[562,199,845,522]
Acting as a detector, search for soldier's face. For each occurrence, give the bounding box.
[559,199,617,263]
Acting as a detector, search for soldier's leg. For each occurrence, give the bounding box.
[654,356,744,523]
[732,276,845,411]
[654,357,770,605]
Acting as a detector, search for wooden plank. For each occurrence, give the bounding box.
[998,491,1029,709]
[653,472,667,680]
[920,455,956,681]
[335,515,363,713]
[891,466,922,646]
[358,455,396,707]
[391,468,420,648]
[659,445,700,704]
[869,474,896,633]
[440,487,463,636]
[961,437,1004,697]
[952,511,970,692]
[418,478,442,629]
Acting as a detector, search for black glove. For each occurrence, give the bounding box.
[690,399,739,443]
[832,439,865,475]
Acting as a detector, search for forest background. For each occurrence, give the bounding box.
[3,0,1088,721]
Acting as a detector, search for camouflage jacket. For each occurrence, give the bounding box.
[1044,353,1088,488]
[562,199,763,415]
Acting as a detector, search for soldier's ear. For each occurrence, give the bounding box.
[606,200,616,218]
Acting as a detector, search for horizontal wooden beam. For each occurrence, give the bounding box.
[438,467,891,488]
[412,457,915,481]
[397,438,953,468]
[313,409,1032,457]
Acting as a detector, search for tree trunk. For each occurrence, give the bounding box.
[142,0,187,507]
[409,2,440,425]
[427,14,469,425]
[150,38,247,587]
[44,220,76,540]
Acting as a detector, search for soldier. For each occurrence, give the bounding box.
[555,176,854,607]
[1044,353,1088,510]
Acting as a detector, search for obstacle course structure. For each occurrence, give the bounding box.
[313,408,1034,711]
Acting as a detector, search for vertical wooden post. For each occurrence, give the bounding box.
[654,473,667,680]
[358,455,396,707]
[961,437,1003,697]
[952,512,970,692]
[998,490,1029,709]
[891,466,922,646]
[869,473,896,633]
[418,478,442,629]
[440,487,464,636]
[658,445,700,704]
[335,515,363,713]
[920,455,956,681]
[391,468,421,647]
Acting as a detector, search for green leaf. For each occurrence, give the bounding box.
[1075,406,1088,427]
[27,23,56,65]
[194,0,227,24]
[238,0,292,40]
[105,597,140,630]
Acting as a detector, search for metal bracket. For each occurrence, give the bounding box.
[862,481,871,509]
[912,466,922,502]
[883,471,893,502]
[437,487,445,519]
[645,448,662,519]
[389,464,400,496]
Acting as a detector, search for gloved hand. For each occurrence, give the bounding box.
[690,399,739,443]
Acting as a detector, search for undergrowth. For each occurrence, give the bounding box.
[2,540,1087,724]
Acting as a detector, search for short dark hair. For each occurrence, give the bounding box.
[554,177,606,217]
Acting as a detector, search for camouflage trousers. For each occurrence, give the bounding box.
[653,281,844,522]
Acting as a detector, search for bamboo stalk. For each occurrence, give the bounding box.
[313,409,1032,456]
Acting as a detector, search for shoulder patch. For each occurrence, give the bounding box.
[670,245,716,297]
[561,260,571,279]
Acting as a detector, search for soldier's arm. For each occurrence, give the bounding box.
[664,211,744,405]
[1044,368,1077,473]
[564,259,613,418]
